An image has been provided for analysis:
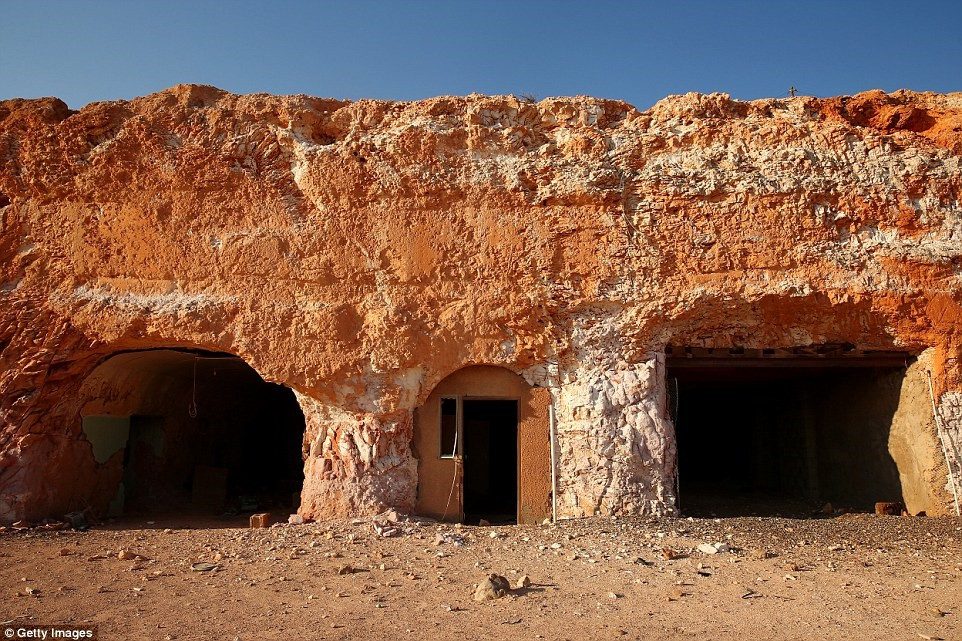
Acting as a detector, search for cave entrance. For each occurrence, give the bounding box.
[79,349,305,523]
[462,399,519,525]
[667,346,916,517]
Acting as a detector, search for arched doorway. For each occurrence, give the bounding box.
[76,349,305,521]
[413,365,552,524]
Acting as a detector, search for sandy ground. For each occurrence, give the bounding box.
[1,513,960,641]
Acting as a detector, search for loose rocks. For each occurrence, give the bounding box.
[474,574,511,601]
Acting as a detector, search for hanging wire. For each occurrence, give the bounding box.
[440,405,461,522]
[674,376,681,511]
[674,376,680,424]
[188,356,199,418]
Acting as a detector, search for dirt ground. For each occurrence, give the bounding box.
[1,512,960,641]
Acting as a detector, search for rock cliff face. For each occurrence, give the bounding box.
[1,85,961,522]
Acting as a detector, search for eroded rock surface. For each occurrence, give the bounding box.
[1,86,961,521]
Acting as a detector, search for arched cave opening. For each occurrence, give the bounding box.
[78,349,305,521]
[667,346,927,517]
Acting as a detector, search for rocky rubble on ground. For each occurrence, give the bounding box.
[1,513,960,639]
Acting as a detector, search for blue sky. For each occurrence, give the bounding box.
[2,1,960,109]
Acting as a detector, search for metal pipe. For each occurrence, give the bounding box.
[673,376,681,514]
[549,394,558,523]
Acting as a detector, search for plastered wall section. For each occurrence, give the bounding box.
[413,366,551,524]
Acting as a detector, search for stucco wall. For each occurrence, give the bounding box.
[412,365,550,524]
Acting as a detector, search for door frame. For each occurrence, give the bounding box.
[447,395,521,523]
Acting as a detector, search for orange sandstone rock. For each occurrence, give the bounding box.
[1,85,961,522]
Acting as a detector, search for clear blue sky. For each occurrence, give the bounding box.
[2,0,960,109]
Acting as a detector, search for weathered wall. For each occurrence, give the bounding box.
[75,350,197,515]
[33,350,306,518]
[537,357,678,517]
[889,351,955,514]
[298,394,416,520]
[811,366,927,510]
[2,85,962,522]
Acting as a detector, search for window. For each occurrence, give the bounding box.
[440,397,458,458]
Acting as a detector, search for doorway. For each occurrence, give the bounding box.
[667,347,915,517]
[77,349,306,521]
[413,365,551,524]
[462,399,519,524]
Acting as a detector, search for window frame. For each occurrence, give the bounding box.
[438,396,461,459]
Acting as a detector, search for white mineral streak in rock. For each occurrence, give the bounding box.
[936,392,962,508]
[297,391,417,518]
[552,354,676,518]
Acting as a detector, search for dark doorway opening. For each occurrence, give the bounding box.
[80,350,305,523]
[668,348,912,517]
[462,399,518,524]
